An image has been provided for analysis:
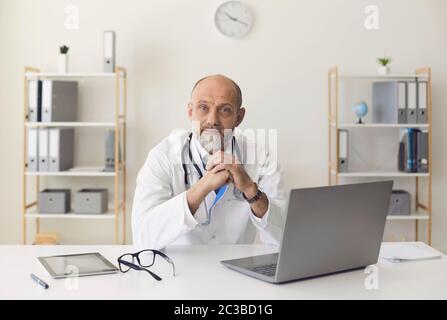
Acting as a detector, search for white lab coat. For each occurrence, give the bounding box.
[131,129,287,250]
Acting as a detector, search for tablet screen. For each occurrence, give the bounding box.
[38,253,119,279]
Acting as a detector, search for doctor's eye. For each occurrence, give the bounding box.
[221,106,233,114]
[198,104,209,112]
[219,106,235,117]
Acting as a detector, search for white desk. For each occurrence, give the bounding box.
[1,242,446,300]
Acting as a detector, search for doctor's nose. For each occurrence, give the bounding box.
[205,110,221,128]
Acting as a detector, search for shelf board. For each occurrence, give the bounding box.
[25,72,117,79]
[333,74,428,80]
[332,170,430,178]
[25,202,121,220]
[25,122,117,128]
[387,212,430,220]
[25,166,118,177]
[25,213,116,220]
[332,123,430,129]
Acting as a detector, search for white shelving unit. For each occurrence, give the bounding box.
[332,74,429,80]
[25,122,120,128]
[25,212,116,220]
[332,123,430,129]
[387,212,429,220]
[332,171,430,178]
[328,67,432,244]
[24,166,122,177]
[22,67,127,245]
[25,72,117,78]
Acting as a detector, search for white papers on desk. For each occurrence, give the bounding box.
[380,243,442,263]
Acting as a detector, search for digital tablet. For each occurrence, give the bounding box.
[38,252,119,279]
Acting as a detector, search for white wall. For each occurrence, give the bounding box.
[1,0,446,249]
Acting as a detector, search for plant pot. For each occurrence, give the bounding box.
[58,54,68,73]
[377,65,389,75]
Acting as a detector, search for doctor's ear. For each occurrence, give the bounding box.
[235,107,246,127]
[187,103,193,120]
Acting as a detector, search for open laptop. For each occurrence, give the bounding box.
[221,181,393,283]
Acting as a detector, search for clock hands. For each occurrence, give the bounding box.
[224,12,236,21]
[234,19,248,27]
[223,11,249,27]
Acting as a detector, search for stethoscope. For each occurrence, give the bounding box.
[182,132,245,201]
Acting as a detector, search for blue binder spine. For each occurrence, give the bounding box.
[405,128,419,173]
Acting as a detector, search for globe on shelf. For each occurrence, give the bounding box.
[353,101,368,124]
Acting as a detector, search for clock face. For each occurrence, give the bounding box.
[214,1,253,38]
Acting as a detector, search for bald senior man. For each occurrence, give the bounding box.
[132,75,287,250]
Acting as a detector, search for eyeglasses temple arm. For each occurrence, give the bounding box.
[143,268,162,281]
[155,251,176,277]
[119,259,162,281]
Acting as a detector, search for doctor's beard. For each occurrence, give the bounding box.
[199,128,233,155]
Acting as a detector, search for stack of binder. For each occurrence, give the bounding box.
[398,129,429,173]
[372,80,428,124]
[28,128,74,172]
[28,80,42,122]
[27,80,78,172]
[28,80,78,122]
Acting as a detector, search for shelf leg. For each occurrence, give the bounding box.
[415,220,419,241]
[328,70,331,186]
[114,67,121,245]
[36,176,40,236]
[23,69,28,245]
[123,71,127,245]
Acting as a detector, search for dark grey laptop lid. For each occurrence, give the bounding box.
[275,181,393,283]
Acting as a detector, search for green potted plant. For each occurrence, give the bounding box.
[58,45,69,73]
[377,56,391,75]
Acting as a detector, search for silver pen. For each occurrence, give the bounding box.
[30,273,49,289]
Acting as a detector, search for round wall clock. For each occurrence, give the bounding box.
[214,1,253,38]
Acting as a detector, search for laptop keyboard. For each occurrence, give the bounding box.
[249,263,277,277]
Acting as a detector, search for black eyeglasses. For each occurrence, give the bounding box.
[117,249,175,281]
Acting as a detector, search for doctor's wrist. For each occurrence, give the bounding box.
[186,180,209,214]
[191,179,209,198]
[241,182,257,199]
